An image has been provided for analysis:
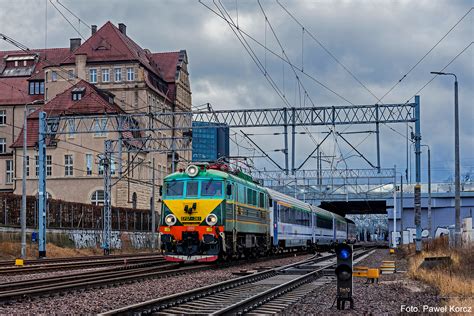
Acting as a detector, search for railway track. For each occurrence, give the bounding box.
[0,250,312,305]
[0,259,209,304]
[100,247,375,315]
[0,255,164,275]
[0,252,161,267]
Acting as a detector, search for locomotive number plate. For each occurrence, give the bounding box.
[181,216,202,221]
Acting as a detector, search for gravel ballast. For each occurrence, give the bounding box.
[285,248,441,315]
[0,254,312,314]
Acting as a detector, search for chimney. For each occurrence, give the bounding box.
[118,23,126,35]
[91,25,97,35]
[70,38,81,52]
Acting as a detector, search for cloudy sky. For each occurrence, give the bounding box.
[1,0,472,184]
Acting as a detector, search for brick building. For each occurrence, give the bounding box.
[0,21,192,210]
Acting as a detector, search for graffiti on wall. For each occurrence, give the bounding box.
[68,230,155,249]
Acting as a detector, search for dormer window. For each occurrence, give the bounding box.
[71,87,85,101]
[29,81,44,95]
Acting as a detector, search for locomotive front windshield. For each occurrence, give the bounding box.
[166,181,184,196]
[164,179,223,198]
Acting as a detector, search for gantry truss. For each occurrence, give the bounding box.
[253,168,396,203]
[46,103,416,134]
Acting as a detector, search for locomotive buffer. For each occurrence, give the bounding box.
[335,243,354,310]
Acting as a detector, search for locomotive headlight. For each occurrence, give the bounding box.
[165,214,177,226]
[206,214,218,226]
[185,165,199,177]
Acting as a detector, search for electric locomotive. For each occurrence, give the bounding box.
[159,163,356,263]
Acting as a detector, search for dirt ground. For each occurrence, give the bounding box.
[0,241,152,260]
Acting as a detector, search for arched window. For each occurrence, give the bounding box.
[132,192,137,209]
[91,190,105,205]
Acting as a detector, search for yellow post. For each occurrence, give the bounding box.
[389,248,395,254]
[15,259,24,266]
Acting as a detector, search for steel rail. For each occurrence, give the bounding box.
[0,264,209,304]
[101,248,374,315]
[0,255,164,274]
[99,253,337,315]
[0,253,163,267]
[0,260,168,292]
[213,248,374,315]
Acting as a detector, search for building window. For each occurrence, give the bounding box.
[132,192,137,209]
[46,155,52,176]
[67,119,76,137]
[64,154,73,176]
[89,69,97,83]
[0,138,6,153]
[28,81,44,95]
[114,68,122,82]
[127,67,135,81]
[91,190,105,205]
[35,155,39,176]
[94,118,107,137]
[0,110,5,125]
[98,160,104,175]
[72,92,82,101]
[51,71,57,82]
[86,154,93,176]
[102,69,110,82]
[26,156,29,176]
[5,160,13,184]
[68,70,74,80]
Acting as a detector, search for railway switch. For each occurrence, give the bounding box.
[335,243,353,310]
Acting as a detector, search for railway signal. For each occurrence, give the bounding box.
[335,243,353,310]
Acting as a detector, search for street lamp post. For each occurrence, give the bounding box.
[430,71,460,246]
[21,99,43,259]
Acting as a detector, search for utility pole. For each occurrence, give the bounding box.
[151,157,156,251]
[393,168,397,248]
[400,175,404,244]
[38,111,47,258]
[21,105,28,259]
[422,145,432,238]
[430,72,461,246]
[102,140,112,255]
[21,100,42,259]
[414,96,422,253]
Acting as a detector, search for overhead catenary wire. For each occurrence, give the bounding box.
[378,7,473,103]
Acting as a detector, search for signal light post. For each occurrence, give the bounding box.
[335,243,353,310]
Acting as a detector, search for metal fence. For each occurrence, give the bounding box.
[0,193,156,232]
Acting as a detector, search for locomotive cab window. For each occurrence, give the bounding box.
[165,181,184,197]
[258,192,265,208]
[186,181,199,197]
[201,180,223,197]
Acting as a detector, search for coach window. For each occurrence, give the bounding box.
[165,181,184,197]
[317,215,333,229]
[186,181,199,197]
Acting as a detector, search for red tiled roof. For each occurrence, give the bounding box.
[0,48,70,105]
[62,22,158,73]
[11,80,126,148]
[148,52,180,82]
[0,76,42,105]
